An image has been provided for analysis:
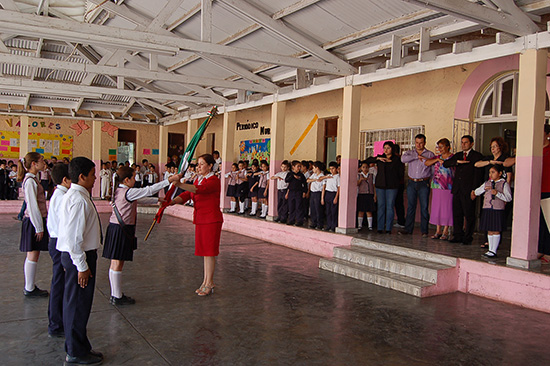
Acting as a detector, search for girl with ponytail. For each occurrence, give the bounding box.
[102,166,181,305]
[18,152,50,297]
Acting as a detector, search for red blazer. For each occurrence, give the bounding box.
[178,175,224,225]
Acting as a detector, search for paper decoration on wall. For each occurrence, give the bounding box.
[152,149,159,155]
[290,114,318,155]
[5,118,12,127]
[69,120,90,136]
[240,139,270,163]
[143,149,151,155]
[0,131,72,159]
[102,122,118,137]
[373,139,395,156]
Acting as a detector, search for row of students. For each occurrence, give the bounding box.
[225,160,270,217]
[0,159,19,200]
[18,152,182,364]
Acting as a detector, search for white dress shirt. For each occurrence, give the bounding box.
[310,172,325,192]
[56,184,102,272]
[23,173,44,233]
[324,174,340,192]
[124,179,169,204]
[46,185,68,238]
[275,171,289,190]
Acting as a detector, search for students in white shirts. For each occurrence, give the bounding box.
[213,150,222,175]
[56,157,103,365]
[307,161,325,230]
[46,163,71,338]
[134,165,142,188]
[100,162,110,200]
[321,161,340,231]
[270,160,290,223]
[256,160,270,218]
[18,152,50,297]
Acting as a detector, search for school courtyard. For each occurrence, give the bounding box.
[1,212,549,365]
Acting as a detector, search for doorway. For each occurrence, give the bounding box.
[206,133,216,154]
[168,133,185,166]
[117,129,136,165]
[324,118,338,164]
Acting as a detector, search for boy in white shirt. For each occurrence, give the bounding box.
[270,160,290,223]
[46,163,71,338]
[321,161,340,231]
[56,157,103,365]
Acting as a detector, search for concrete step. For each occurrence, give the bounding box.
[350,237,457,267]
[319,258,434,297]
[334,246,453,284]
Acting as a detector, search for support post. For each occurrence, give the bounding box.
[507,48,548,269]
[220,111,236,211]
[19,115,29,158]
[267,101,286,221]
[158,124,169,180]
[336,85,361,234]
[91,120,102,198]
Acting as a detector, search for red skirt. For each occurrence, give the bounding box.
[195,222,222,256]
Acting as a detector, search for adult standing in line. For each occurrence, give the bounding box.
[443,135,483,245]
[170,154,224,296]
[365,141,404,234]
[399,134,435,237]
[424,138,455,240]
[393,144,406,228]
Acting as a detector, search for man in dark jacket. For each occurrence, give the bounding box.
[443,135,483,245]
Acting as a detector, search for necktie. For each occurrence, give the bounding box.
[463,152,467,160]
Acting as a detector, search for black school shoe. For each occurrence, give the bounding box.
[110,294,136,306]
[65,350,103,365]
[48,329,65,338]
[24,286,48,297]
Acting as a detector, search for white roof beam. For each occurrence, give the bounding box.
[401,0,540,36]
[139,98,177,115]
[167,3,201,31]
[201,0,212,43]
[146,0,182,31]
[217,0,356,74]
[0,77,219,104]
[121,97,136,116]
[0,0,18,11]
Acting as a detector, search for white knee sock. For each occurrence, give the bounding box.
[251,202,258,214]
[239,201,245,213]
[488,234,501,254]
[261,204,268,217]
[244,198,249,209]
[357,217,364,228]
[230,201,236,211]
[24,259,37,291]
[109,269,122,299]
[367,217,373,229]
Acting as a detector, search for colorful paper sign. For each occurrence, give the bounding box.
[108,149,117,155]
[152,149,159,155]
[143,149,151,155]
[239,139,270,163]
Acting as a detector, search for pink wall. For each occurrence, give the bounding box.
[92,159,101,198]
[268,159,282,217]
[338,158,358,229]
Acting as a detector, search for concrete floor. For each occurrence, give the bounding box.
[1,213,550,366]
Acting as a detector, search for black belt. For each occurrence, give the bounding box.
[410,177,430,182]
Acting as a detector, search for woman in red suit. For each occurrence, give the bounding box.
[170,154,223,296]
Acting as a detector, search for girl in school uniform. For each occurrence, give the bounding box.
[236,161,248,214]
[248,162,260,216]
[357,161,377,231]
[225,163,238,213]
[256,160,270,218]
[308,161,325,230]
[18,152,49,297]
[102,166,181,305]
[474,165,512,258]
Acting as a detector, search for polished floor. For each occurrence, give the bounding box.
[1,213,550,365]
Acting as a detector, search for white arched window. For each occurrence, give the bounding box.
[475,71,550,122]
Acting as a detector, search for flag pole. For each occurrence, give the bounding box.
[144,106,218,241]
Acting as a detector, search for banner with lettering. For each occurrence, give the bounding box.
[0,130,73,159]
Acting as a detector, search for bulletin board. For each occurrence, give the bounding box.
[239,138,270,163]
[0,131,73,159]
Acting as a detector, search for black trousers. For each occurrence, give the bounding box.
[309,191,324,228]
[277,189,288,221]
[325,191,338,230]
[48,238,64,334]
[62,250,97,357]
[452,191,476,242]
[287,190,304,224]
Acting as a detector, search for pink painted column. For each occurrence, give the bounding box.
[267,101,286,220]
[91,120,102,198]
[336,85,361,234]
[220,111,236,211]
[507,48,548,270]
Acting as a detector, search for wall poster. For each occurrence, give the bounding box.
[0,130,73,159]
[239,138,270,163]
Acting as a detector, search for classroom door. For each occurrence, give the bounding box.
[324,118,338,164]
[117,129,136,165]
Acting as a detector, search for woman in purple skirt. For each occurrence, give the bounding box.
[425,138,454,240]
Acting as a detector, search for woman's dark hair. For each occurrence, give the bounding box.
[198,153,216,169]
[490,136,509,155]
[437,138,451,148]
[51,163,70,186]
[383,141,395,155]
[69,157,95,184]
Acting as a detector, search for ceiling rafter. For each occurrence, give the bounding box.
[401,0,540,36]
